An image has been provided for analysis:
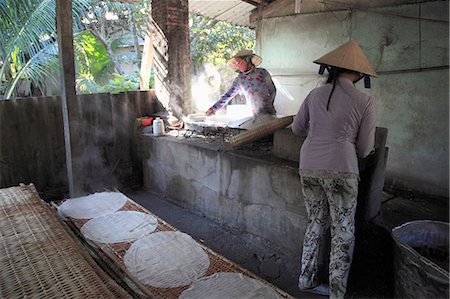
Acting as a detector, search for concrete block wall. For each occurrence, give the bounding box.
[141,135,308,253]
[256,1,449,196]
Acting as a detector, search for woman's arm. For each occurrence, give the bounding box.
[207,77,240,114]
[292,95,311,136]
[356,96,376,158]
[264,69,276,99]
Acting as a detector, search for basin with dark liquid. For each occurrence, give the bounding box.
[392,220,449,298]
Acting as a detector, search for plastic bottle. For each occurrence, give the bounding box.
[152,117,165,136]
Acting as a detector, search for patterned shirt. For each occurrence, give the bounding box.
[210,68,276,115]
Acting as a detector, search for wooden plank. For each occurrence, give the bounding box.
[0,97,67,199]
[56,0,83,197]
[140,34,154,90]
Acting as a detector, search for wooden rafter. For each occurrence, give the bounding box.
[250,0,293,22]
[240,0,260,6]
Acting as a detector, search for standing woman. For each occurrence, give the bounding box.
[292,41,377,298]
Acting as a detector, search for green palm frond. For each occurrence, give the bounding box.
[1,0,56,80]
[0,0,92,99]
[4,43,59,99]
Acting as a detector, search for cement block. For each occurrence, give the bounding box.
[273,128,305,162]
[142,134,308,253]
[358,127,389,221]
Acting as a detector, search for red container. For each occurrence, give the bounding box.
[140,117,153,126]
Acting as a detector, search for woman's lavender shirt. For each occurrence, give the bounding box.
[292,78,376,176]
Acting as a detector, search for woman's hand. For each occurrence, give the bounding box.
[205,108,215,116]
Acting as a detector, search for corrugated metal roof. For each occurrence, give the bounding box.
[189,0,256,27]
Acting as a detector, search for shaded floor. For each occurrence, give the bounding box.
[125,189,448,299]
[378,191,449,230]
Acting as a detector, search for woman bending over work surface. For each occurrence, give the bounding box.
[205,49,277,130]
[292,41,377,299]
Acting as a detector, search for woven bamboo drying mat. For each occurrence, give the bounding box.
[0,184,131,298]
[62,194,294,299]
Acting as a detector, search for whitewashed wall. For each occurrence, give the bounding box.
[256,1,449,196]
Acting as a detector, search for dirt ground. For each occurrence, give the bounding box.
[126,189,448,299]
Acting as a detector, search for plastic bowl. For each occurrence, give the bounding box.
[140,117,153,126]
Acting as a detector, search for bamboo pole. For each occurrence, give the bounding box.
[230,116,294,149]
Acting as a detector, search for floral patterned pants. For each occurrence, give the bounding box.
[298,176,358,299]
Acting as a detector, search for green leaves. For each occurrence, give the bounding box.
[0,1,254,98]
[74,30,111,78]
[76,71,140,94]
[106,72,140,93]
[190,13,255,68]
[0,0,92,99]
[4,43,59,99]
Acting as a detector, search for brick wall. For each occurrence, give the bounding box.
[151,0,192,117]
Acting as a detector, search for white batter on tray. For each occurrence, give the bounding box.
[124,231,210,288]
[58,192,128,219]
[179,272,282,299]
[81,211,157,243]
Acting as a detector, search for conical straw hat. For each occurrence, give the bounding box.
[314,41,377,77]
[227,49,263,70]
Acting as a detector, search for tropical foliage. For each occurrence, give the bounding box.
[190,13,255,69]
[0,0,150,98]
[74,0,151,94]
[74,30,112,82]
[0,1,254,98]
[0,0,91,99]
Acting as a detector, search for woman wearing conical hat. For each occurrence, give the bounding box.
[205,49,277,129]
[292,41,377,298]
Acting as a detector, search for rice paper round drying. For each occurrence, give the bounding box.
[58,192,128,219]
[179,272,282,299]
[124,231,210,288]
[81,211,157,243]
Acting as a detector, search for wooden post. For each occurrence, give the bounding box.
[56,0,82,197]
[140,34,154,90]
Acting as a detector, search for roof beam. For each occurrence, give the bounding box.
[240,0,260,6]
[250,0,294,22]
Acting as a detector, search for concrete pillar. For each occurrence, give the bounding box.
[151,0,192,117]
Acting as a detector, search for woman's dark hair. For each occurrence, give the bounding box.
[326,67,361,110]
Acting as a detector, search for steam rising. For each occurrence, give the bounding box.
[191,63,221,113]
